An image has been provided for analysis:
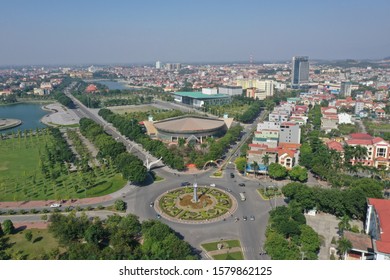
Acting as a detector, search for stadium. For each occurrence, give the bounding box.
[143,115,233,143]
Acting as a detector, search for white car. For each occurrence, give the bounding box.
[210,183,216,187]
[50,203,61,208]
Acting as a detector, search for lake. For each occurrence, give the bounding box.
[0,103,48,133]
[84,79,140,90]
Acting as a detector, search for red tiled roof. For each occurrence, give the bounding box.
[368,198,390,254]
[372,137,385,144]
[326,140,344,152]
[278,142,301,150]
[346,139,373,145]
[350,133,372,139]
[278,149,295,158]
[249,143,268,148]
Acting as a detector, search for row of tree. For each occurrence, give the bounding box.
[264,204,321,260]
[48,213,197,260]
[98,109,186,170]
[79,118,147,183]
[282,181,383,220]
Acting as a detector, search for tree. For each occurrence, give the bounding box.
[268,163,288,180]
[288,166,308,182]
[262,154,270,167]
[337,237,352,260]
[234,157,247,173]
[251,161,259,177]
[114,199,127,211]
[24,231,33,242]
[299,224,321,259]
[0,224,3,237]
[2,220,15,235]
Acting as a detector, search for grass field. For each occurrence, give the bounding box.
[0,134,126,201]
[201,239,241,252]
[5,228,60,260]
[109,105,157,114]
[213,251,244,260]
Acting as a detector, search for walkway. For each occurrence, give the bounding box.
[0,182,137,210]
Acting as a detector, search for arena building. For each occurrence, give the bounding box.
[143,115,234,143]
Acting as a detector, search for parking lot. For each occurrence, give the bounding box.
[305,212,363,260]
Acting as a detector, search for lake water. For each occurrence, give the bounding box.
[0,103,48,133]
[96,80,127,90]
[84,79,140,90]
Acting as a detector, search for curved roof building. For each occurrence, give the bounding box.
[144,115,232,143]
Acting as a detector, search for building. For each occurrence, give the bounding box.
[156,61,161,69]
[173,91,231,108]
[346,133,389,170]
[144,115,232,143]
[218,86,243,96]
[355,101,365,115]
[85,84,98,93]
[291,56,309,87]
[202,88,218,95]
[340,81,352,97]
[279,122,301,144]
[338,113,353,124]
[256,80,274,97]
[365,198,390,260]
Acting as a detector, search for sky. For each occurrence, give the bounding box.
[1,0,390,65]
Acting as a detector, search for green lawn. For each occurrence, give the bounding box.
[201,239,241,252]
[5,228,60,260]
[109,105,157,114]
[0,134,43,179]
[213,251,244,260]
[0,134,127,201]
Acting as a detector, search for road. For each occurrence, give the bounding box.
[1,84,277,260]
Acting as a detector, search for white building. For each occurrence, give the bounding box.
[202,88,218,95]
[218,86,242,96]
[156,61,161,69]
[355,101,365,115]
[257,80,274,97]
[338,113,353,124]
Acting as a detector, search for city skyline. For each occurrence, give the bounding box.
[1,0,390,65]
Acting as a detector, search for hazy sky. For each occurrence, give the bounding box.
[1,0,390,65]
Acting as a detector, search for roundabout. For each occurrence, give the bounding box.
[155,185,238,224]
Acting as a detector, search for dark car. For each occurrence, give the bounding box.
[230,173,235,178]
[239,183,245,187]
[243,216,248,221]
[180,182,190,187]
[156,214,161,219]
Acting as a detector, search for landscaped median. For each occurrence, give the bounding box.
[257,186,283,200]
[201,239,244,260]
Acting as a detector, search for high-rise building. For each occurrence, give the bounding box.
[156,61,161,69]
[256,80,274,97]
[340,81,352,97]
[291,56,309,86]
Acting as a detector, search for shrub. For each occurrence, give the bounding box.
[114,199,127,211]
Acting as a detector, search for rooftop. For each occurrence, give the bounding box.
[174,91,230,99]
[368,198,390,254]
[153,116,226,133]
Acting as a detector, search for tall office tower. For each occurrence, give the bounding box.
[156,61,161,69]
[340,81,352,97]
[291,56,309,87]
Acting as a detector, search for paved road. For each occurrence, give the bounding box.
[1,84,278,259]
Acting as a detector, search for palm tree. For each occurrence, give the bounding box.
[354,145,368,161]
[338,215,351,234]
[262,154,270,177]
[337,237,352,260]
[251,161,259,178]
